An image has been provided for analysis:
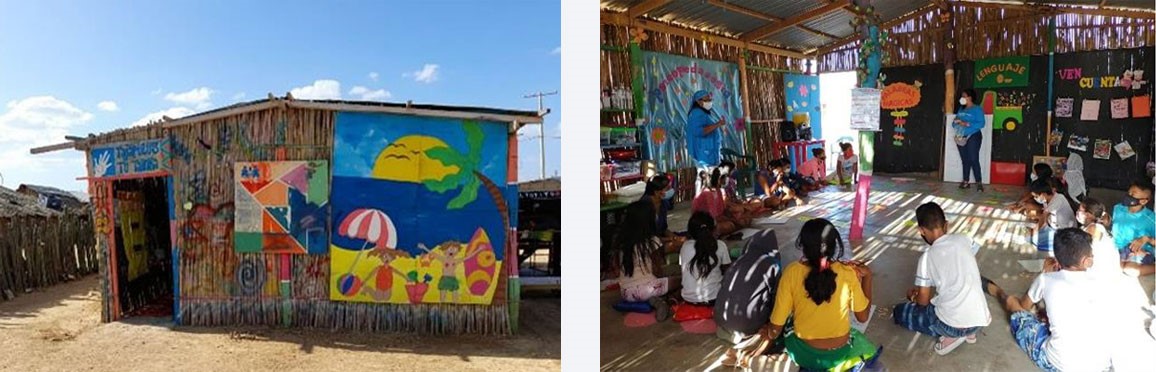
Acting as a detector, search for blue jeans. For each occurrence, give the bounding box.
[1009,311,1057,372]
[892,302,981,338]
[957,132,983,183]
[1032,225,1056,252]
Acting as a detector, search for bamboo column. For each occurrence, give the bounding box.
[1046,15,1056,157]
[941,3,956,181]
[849,0,882,241]
[740,51,753,161]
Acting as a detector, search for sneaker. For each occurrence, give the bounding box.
[965,333,977,344]
[649,297,671,322]
[934,336,967,355]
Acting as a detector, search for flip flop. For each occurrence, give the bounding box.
[980,276,998,297]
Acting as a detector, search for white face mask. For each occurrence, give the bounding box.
[663,188,674,200]
[1030,174,1038,181]
[959,97,968,105]
[701,101,713,110]
[1075,213,1087,225]
[1035,196,1047,205]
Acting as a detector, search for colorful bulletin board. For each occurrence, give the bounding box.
[955,55,1049,165]
[974,56,1030,88]
[1051,47,1153,190]
[329,112,509,305]
[785,73,822,139]
[873,64,945,174]
[90,138,170,178]
[233,161,330,254]
[640,51,746,171]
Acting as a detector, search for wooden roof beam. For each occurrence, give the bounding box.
[601,11,808,59]
[740,0,852,42]
[626,0,672,19]
[811,3,938,55]
[957,1,1155,19]
[707,0,841,40]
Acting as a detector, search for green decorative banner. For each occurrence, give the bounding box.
[974,56,1030,88]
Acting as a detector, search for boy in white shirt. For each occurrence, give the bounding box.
[892,202,991,355]
[982,228,1111,372]
[1029,179,1076,252]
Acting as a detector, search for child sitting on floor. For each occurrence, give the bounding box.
[609,200,675,320]
[679,212,732,306]
[1010,163,1058,219]
[759,219,881,372]
[1068,198,1126,278]
[1112,179,1155,276]
[716,229,783,369]
[798,148,827,192]
[892,202,990,355]
[640,174,685,254]
[719,161,768,217]
[693,168,754,239]
[1028,178,1077,252]
[836,142,858,186]
[756,159,797,210]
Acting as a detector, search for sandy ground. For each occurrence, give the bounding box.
[0,275,560,372]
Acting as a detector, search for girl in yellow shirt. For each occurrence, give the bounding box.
[757,219,882,372]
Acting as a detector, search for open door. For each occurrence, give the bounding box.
[111,176,173,319]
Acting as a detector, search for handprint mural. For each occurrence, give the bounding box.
[89,139,169,178]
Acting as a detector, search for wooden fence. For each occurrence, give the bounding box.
[0,213,97,300]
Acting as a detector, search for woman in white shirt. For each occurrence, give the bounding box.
[679,211,732,305]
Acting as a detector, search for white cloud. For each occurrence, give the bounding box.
[406,64,439,83]
[232,92,247,101]
[130,107,195,127]
[0,96,93,189]
[349,86,391,101]
[289,80,342,100]
[96,100,119,112]
[368,72,379,82]
[164,87,214,110]
[551,46,561,55]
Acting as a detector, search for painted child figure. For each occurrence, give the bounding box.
[836,142,858,187]
[419,241,482,303]
[363,248,411,302]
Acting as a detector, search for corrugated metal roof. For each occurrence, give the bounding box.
[1098,0,1156,9]
[804,11,856,39]
[762,27,831,50]
[647,1,770,37]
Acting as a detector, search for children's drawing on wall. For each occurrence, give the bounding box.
[1055,98,1074,118]
[1068,134,1089,152]
[1117,69,1147,90]
[329,112,509,305]
[1132,95,1151,118]
[1048,129,1064,147]
[1080,99,1101,121]
[1111,98,1129,119]
[981,91,1025,132]
[879,78,921,147]
[1093,139,1112,160]
[1115,140,1136,160]
[233,161,330,254]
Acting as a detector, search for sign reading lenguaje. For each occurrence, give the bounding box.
[974,56,1030,88]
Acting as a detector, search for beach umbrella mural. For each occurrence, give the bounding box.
[335,208,398,296]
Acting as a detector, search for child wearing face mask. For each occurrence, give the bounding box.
[1111,180,1155,276]
[798,148,827,192]
[1028,179,1077,252]
[836,142,858,186]
[1011,163,1058,220]
[1047,198,1120,277]
[641,174,685,253]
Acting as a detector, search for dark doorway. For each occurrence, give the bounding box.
[111,176,172,318]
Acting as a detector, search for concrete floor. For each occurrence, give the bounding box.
[601,176,1155,371]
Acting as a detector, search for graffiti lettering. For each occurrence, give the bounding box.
[179,202,234,249]
[91,138,169,177]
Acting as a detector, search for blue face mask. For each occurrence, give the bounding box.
[663,188,675,200]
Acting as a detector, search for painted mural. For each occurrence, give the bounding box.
[115,191,149,281]
[90,138,170,178]
[784,73,822,139]
[233,161,330,254]
[329,112,508,305]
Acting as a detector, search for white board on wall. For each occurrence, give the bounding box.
[942,113,993,184]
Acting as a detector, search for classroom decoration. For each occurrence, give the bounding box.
[849,5,889,86]
[875,64,946,174]
[1115,141,1136,160]
[974,56,1030,88]
[1048,129,1064,147]
[1068,135,1089,151]
[880,80,921,146]
[330,112,508,305]
[849,88,881,131]
[90,138,170,178]
[1032,156,1068,178]
[982,91,1025,131]
[1111,98,1129,119]
[233,161,330,254]
[785,74,823,139]
[1093,139,1112,159]
[639,51,745,171]
[1133,95,1151,118]
[1080,99,1101,121]
[1055,98,1074,118]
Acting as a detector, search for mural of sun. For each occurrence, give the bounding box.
[371,135,460,183]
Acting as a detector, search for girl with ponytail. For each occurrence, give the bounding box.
[678,212,732,305]
[1075,198,1122,277]
[759,219,881,371]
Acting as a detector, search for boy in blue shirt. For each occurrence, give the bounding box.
[1112,180,1155,276]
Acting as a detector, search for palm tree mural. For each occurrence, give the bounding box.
[421,120,510,229]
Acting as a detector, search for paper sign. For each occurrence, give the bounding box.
[850,88,882,131]
[1068,135,1089,152]
[1093,139,1112,159]
[1133,95,1152,118]
[1081,99,1100,121]
[1116,141,1136,160]
[1111,98,1129,119]
[1055,98,1074,118]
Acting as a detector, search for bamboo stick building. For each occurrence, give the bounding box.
[32,96,542,334]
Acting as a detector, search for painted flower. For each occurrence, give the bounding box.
[652,127,667,145]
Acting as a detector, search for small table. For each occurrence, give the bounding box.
[773,140,826,173]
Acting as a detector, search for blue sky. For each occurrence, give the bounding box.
[0,1,560,193]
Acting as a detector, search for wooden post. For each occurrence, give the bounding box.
[941,2,956,181]
[849,0,882,241]
[1046,15,1057,157]
[739,51,754,164]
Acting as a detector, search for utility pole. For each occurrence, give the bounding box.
[524,90,558,180]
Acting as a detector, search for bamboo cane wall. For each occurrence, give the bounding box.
[82,107,512,334]
[819,4,1155,72]
[600,23,803,196]
[0,213,96,301]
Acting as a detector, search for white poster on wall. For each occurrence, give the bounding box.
[849,88,881,131]
[942,113,993,184]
